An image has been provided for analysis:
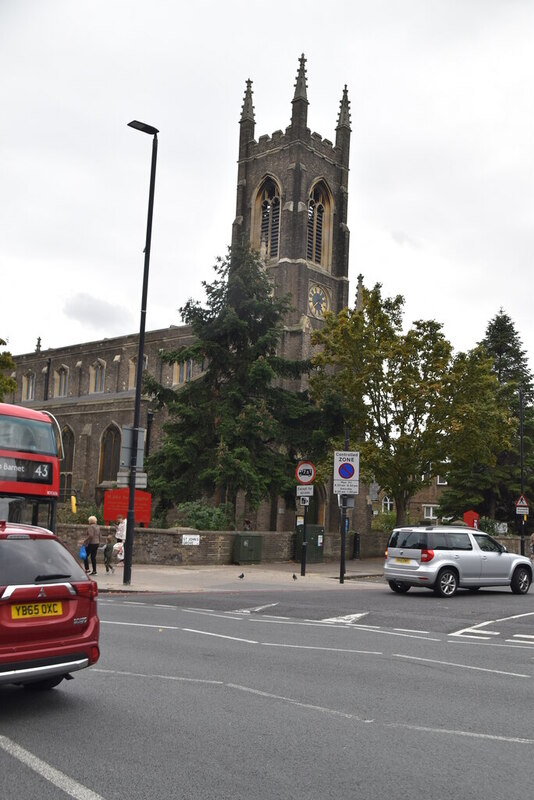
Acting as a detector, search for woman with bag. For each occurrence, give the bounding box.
[83,515,101,575]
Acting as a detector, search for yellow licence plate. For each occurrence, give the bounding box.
[394,557,411,564]
[11,602,63,620]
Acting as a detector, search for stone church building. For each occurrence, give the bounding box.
[9,56,379,533]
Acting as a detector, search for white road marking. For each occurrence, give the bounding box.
[393,653,529,678]
[232,602,280,614]
[182,609,244,621]
[101,620,181,630]
[511,634,534,640]
[394,628,429,634]
[451,639,534,651]
[495,611,534,622]
[321,612,369,624]
[384,722,534,745]
[261,642,382,655]
[94,668,223,685]
[0,736,106,800]
[450,611,534,641]
[90,670,534,746]
[182,628,258,644]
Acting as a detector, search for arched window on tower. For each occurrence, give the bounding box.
[252,177,281,260]
[306,182,333,270]
[99,424,121,483]
[60,426,74,500]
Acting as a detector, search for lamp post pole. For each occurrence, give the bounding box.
[123,120,159,585]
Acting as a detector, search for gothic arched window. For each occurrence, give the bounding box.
[90,360,106,394]
[22,372,35,401]
[99,424,121,483]
[54,365,69,398]
[306,182,333,270]
[253,177,281,260]
[60,426,74,499]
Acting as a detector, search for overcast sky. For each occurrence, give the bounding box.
[2,0,533,371]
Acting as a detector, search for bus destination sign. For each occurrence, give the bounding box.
[0,458,53,484]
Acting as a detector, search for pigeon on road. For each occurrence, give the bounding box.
[292,574,298,580]
[238,573,245,579]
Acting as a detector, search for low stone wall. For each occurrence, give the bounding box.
[58,524,296,566]
[59,525,522,566]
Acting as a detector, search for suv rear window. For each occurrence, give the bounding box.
[389,530,429,549]
[0,537,87,584]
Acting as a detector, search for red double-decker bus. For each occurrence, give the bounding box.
[0,403,63,532]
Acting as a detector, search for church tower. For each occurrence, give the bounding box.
[232,55,352,370]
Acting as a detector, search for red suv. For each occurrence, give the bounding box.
[0,521,100,690]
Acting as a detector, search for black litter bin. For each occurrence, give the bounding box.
[295,524,324,563]
[232,533,262,564]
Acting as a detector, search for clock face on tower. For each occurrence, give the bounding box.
[308,284,329,318]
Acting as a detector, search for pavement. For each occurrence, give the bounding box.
[92,557,386,594]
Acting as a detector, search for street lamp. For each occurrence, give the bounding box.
[123,120,159,585]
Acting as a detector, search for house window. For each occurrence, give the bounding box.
[22,372,35,401]
[306,182,332,269]
[54,366,69,398]
[59,426,74,500]
[99,425,121,483]
[90,361,105,393]
[252,177,281,260]
[437,475,448,486]
[381,495,394,513]
[423,505,438,520]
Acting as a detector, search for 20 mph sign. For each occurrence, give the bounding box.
[296,461,316,485]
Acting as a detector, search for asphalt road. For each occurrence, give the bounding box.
[1,579,533,800]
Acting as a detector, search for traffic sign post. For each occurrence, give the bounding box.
[295,461,315,577]
[515,495,529,515]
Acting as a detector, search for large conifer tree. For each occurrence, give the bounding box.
[145,246,324,521]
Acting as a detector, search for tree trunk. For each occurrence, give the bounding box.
[395,496,408,527]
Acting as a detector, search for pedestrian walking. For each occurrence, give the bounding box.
[103,533,115,573]
[115,514,127,544]
[83,515,101,575]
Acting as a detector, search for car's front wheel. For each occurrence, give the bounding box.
[511,566,531,595]
[434,568,458,597]
[388,580,410,594]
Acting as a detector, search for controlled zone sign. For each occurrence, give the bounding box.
[296,461,316,485]
[333,451,360,495]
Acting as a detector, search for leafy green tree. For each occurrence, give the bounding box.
[437,346,514,519]
[440,310,533,523]
[0,338,17,401]
[310,283,508,526]
[145,246,320,521]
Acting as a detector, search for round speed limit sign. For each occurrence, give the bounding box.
[295,461,316,485]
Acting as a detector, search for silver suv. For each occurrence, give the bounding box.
[384,525,532,597]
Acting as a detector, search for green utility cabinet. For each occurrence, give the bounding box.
[232,533,263,564]
[295,524,325,563]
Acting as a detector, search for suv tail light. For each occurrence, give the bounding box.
[75,581,98,599]
[421,548,434,562]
